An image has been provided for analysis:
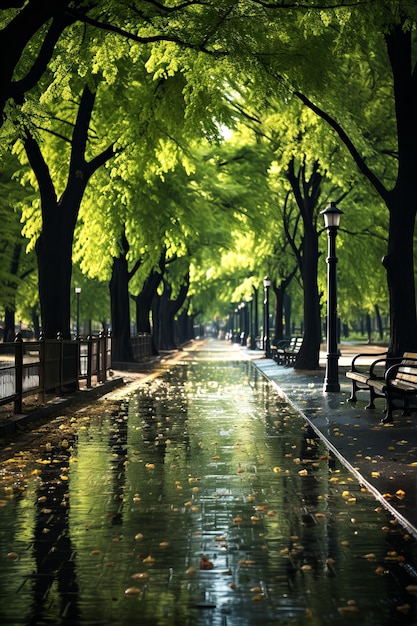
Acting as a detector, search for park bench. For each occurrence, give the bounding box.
[368,352,417,423]
[346,351,417,423]
[346,351,389,408]
[272,336,303,366]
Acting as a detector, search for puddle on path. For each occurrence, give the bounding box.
[1,357,417,625]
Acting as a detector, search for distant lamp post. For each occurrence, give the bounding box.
[263,276,272,358]
[75,287,81,338]
[321,202,343,392]
[249,297,257,350]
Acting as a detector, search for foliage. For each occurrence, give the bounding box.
[0,0,413,345]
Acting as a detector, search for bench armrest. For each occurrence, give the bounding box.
[350,351,387,372]
[275,340,290,349]
[368,356,399,378]
[385,357,417,384]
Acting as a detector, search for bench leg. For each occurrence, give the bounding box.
[381,396,394,424]
[347,381,357,402]
[381,411,393,424]
[347,380,360,403]
[365,386,378,410]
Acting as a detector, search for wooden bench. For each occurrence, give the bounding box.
[346,351,389,408]
[272,336,303,366]
[368,352,417,423]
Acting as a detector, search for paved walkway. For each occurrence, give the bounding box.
[2,338,417,540]
[254,342,417,539]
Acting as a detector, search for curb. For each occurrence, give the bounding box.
[0,376,125,438]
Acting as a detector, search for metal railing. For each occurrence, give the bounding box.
[79,333,112,388]
[131,333,153,360]
[0,332,112,414]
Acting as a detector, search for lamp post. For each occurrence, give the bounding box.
[253,286,259,346]
[263,276,272,358]
[238,302,244,344]
[249,297,256,350]
[75,287,81,338]
[320,202,343,392]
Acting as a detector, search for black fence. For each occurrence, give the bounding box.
[131,334,153,360]
[0,333,112,414]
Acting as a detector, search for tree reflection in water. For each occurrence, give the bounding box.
[0,358,417,625]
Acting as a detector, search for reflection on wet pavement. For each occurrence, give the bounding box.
[1,354,417,625]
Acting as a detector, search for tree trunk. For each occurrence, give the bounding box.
[133,269,162,355]
[295,225,321,370]
[286,158,322,370]
[3,307,15,342]
[272,284,285,345]
[383,27,417,356]
[25,85,114,339]
[383,196,417,355]
[272,267,297,345]
[31,307,40,339]
[176,310,195,343]
[157,288,177,350]
[35,214,74,338]
[154,274,190,351]
[151,294,161,350]
[284,293,291,338]
[374,304,384,341]
[110,251,134,363]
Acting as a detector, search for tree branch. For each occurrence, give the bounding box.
[293,89,389,203]
[251,0,369,8]
[23,129,57,219]
[65,7,221,54]
[10,12,75,103]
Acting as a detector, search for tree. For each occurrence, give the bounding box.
[253,4,417,356]
[4,1,236,341]
[22,84,114,338]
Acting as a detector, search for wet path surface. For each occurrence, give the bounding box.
[2,344,417,625]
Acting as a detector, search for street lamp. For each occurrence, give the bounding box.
[249,297,257,350]
[263,276,272,358]
[320,201,343,392]
[75,287,81,338]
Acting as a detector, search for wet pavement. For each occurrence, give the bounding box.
[1,339,417,625]
[255,345,417,539]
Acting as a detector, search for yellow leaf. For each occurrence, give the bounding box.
[125,587,141,596]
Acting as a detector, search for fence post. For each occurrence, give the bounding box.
[39,334,45,404]
[14,332,23,414]
[86,337,92,388]
[107,330,112,376]
[99,331,106,383]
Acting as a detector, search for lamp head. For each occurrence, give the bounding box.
[320,201,343,229]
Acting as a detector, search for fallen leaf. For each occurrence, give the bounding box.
[200,556,214,570]
[125,587,141,596]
